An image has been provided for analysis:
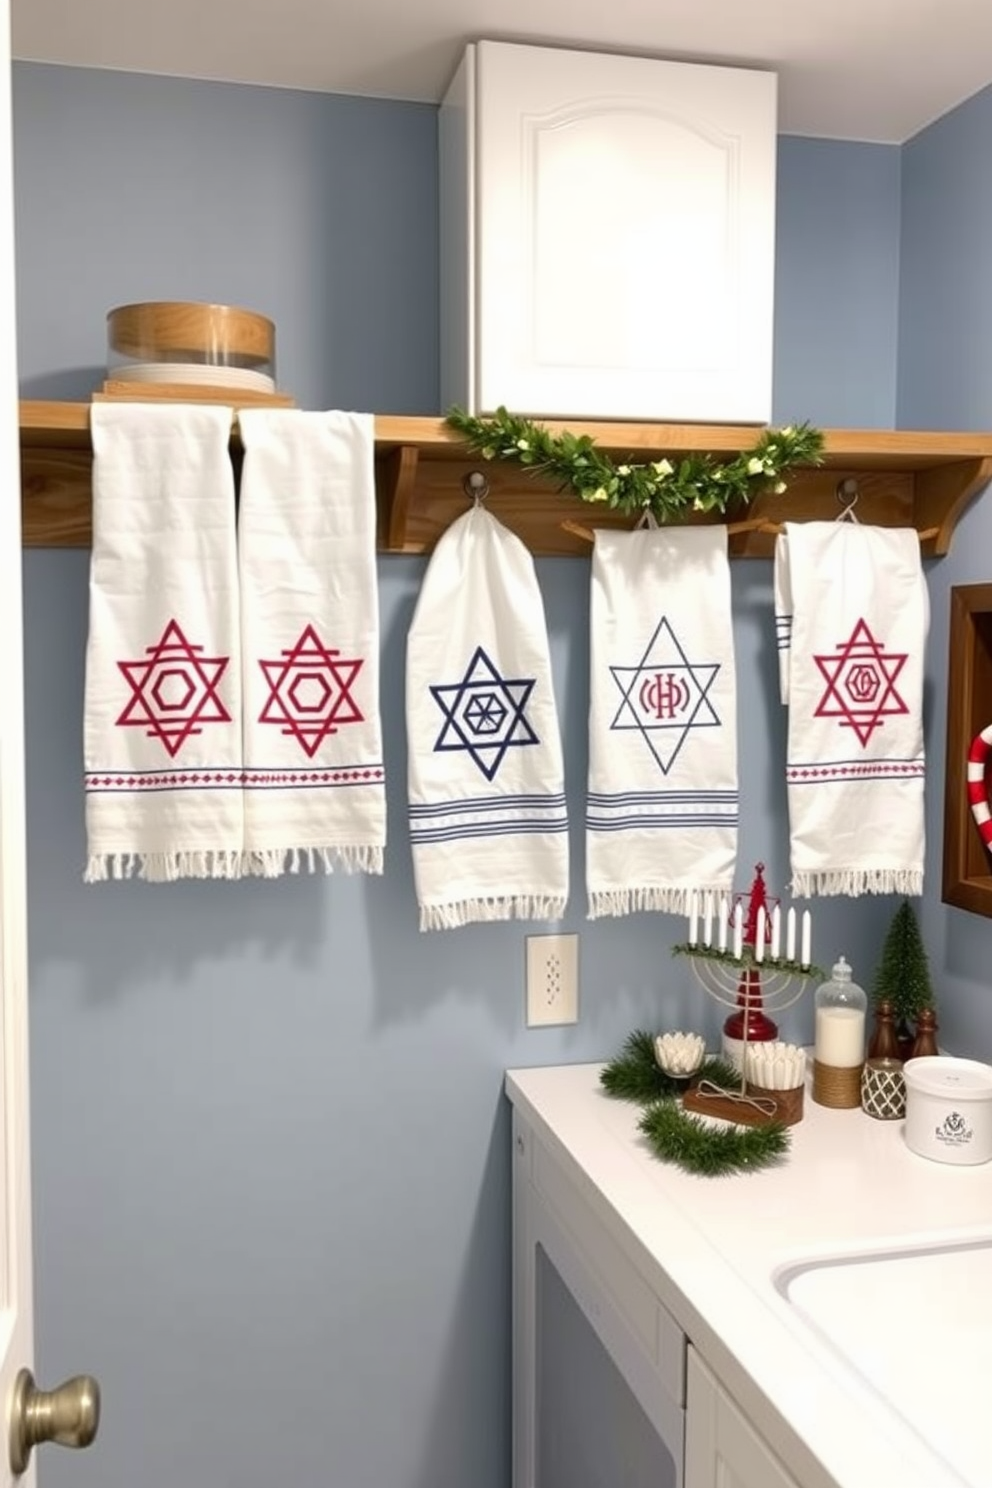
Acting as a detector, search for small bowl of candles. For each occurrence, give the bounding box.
[654,1031,706,1081]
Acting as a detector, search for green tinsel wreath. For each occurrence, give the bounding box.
[600,1030,790,1177]
[446,406,824,526]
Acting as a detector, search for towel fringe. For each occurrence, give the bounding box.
[420,894,568,933]
[84,845,386,884]
[587,884,729,919]
[244,845,385,878]
[790,869,924,898]
[83,853,139,883]
[84,851,244,884]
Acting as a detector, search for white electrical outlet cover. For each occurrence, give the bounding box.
[525,934,579,1027]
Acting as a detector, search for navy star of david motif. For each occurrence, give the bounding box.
[813,617,909,747]
[429,645,540,781]
[609,616,721,775]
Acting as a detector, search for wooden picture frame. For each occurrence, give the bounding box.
[942,583,992,915]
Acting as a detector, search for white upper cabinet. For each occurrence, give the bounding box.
[440,40,778,423]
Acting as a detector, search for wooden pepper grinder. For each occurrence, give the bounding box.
[910,1007,940,1059]
[867,999,900,1060]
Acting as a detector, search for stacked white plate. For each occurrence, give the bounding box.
[111,361,276,393]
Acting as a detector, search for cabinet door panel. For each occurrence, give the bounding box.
[686,1347,799,1488]
[474,41,776,422]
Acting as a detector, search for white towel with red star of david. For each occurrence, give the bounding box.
[84,403,244,882]
[406,503,568,931]
[587,526,738,918]
[237,409,385,875]
[774,521,928,897]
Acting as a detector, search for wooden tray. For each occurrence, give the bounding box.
[97,381,294,407]
[683,1079,804,1127]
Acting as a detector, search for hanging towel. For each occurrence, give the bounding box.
[406,503,568,930]
[587,526,738,917]
[237,409,385,875]
[84,402,243,882]
[773,521,928,897]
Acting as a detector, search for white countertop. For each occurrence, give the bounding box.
[505,1061,992,1488]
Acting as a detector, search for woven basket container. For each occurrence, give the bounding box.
[861,1057,906,1120]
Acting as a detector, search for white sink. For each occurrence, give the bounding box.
[775,1238,992,1487]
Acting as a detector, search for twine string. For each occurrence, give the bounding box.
[693,1079,778,1118]
[812,1060,862,1108]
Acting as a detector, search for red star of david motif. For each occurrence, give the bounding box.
[257,623,364,758]
[813,618,909,747]
[116,619,232,758]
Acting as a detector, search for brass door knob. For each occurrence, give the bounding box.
[8,1367,100,1474]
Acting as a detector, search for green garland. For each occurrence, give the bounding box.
[599,1029,737,1103]
[600,1029,790,1177]
[671,943,824,981]
[446,406,824,526]
[638,1100,789,1177]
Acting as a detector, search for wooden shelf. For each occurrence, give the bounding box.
[943,584,992,917]
[18,401,992,557]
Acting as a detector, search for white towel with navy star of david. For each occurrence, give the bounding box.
[774,521,927,898]
[83,402,244,882]
[406,503,568,931]
[587,526,738,918]
[237,409,385,876]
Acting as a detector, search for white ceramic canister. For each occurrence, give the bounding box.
[903,1056,992,1165]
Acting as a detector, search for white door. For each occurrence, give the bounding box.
[0,0,36,1476]
[0,9,99,1481]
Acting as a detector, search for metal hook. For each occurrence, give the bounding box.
[462,470,490,505]
[835,476,860,522]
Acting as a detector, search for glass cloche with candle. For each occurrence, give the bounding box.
[812,956,867,1109]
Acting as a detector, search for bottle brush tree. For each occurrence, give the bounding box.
[870,899,936,1027]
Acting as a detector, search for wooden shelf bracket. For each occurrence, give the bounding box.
[376,442,419,551]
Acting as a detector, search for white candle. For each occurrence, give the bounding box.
[814,1006,865,1067]
[754,906,766,963]
[800,910,812,968]
[786,907,796,962]
[717,896,728,953]
[702,892,713,948]
[688,891,698,947]
[770,905,781,959]
[732,903,743,961]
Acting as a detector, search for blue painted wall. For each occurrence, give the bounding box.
[774,136,900,428]
[898,83,992,1063]
[11,61,944,1488]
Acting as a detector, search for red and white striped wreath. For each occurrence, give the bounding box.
[967,723,992,853]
